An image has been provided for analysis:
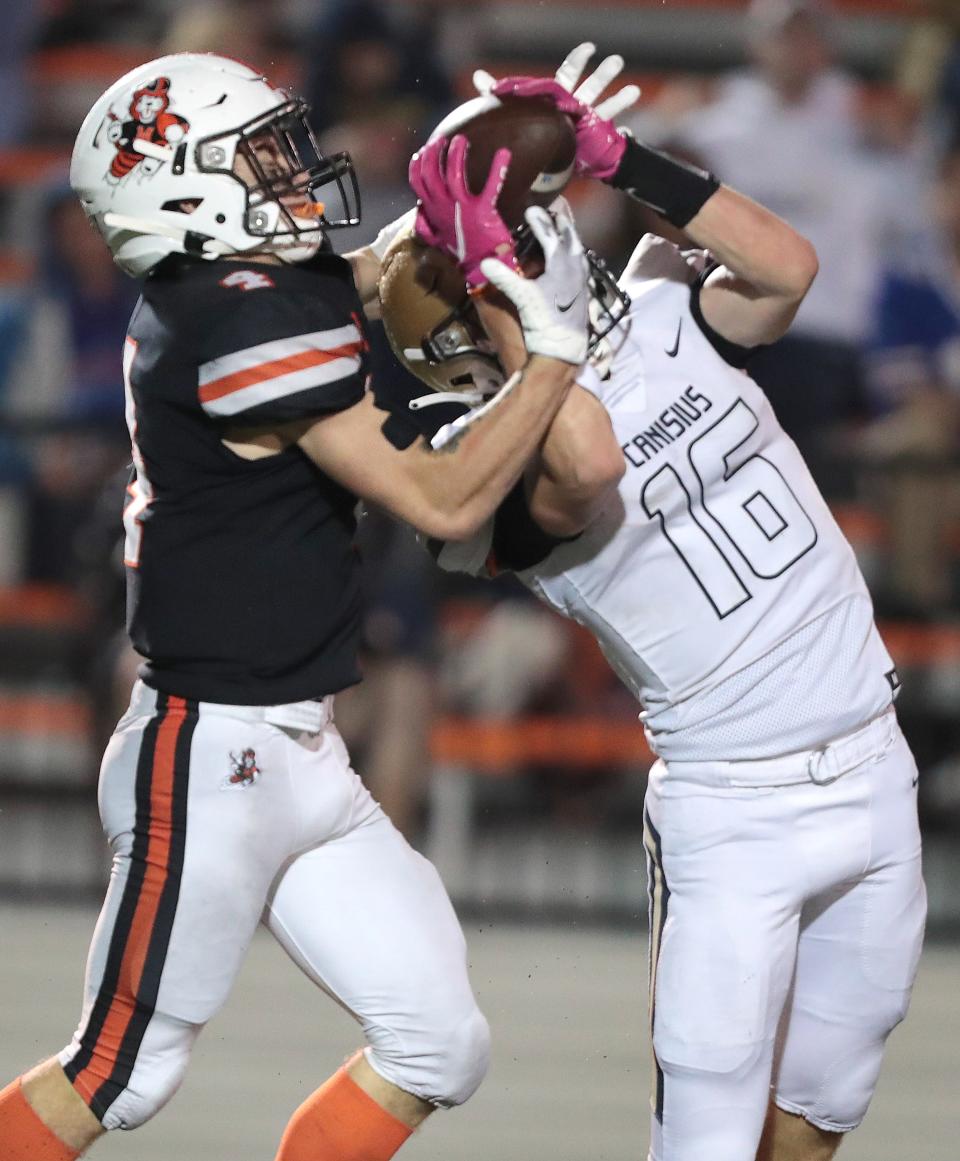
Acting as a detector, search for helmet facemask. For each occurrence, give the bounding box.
[405,297,506,409]
[197,97,360,261]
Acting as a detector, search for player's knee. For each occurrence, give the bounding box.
[65,1013,198,1132]
[429,1007,491,1106]
[877,987,912,1037]
[100,1059,187,1131]
[368,1005,491,1108]
[653,1024,766,1079]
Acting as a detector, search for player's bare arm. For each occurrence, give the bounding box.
[524,386,624,537]
[347,245,382,312]
[473,275,624,537]
[681,187,819,348]
[487,44,818,350]
[297,354,575,541]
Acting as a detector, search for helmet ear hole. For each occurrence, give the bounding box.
[161,198,203,214]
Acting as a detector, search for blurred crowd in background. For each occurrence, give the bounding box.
[3,0,960,894]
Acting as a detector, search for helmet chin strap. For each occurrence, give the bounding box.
[408,389,491,410]
[102,211,324,265]
[102,212,235,258]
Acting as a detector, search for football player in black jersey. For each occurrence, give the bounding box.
[0,53,621,1161]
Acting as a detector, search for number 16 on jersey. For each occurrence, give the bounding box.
[641,398,817,618]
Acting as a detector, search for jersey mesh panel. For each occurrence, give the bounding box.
[646,596,894,762]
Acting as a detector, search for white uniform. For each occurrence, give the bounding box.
[59,682,489,1130]
[437,236,926,1161]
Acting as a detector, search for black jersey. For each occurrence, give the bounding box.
[123,253,370,705]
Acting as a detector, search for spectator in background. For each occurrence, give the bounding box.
[0,0,42,146]
[633,0,919,486]
[162,0,291,79]
[897,0,960,155]
[335,508,441,841]
[860,136,960,614]
[5,186,136,424]
[37,0,163,46]
[2,186,135,581]
[306,0,454,240]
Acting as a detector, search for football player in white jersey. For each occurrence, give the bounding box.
[380,44,926,1161]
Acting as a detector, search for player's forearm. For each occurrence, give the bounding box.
[683,185,819,302]
[528,385,625,537]
[609,138,817,302]
[411,355,577,540]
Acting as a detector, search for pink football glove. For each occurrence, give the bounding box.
[484,42,640,181]
[408,135,520,289]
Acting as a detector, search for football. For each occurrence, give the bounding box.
[430,94,577,230]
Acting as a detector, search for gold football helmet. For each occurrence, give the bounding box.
[378,215,630,408]
[378,232,507,410]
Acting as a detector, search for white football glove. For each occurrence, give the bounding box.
[479,205,589,366]
[368,207,418,260]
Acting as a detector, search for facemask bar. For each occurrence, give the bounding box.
[421,298,498,367]
[195,97,361,241]
[406,297,506,408]
[585,247,631,348]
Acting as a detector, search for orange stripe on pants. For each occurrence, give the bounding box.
[70,697,188,1104]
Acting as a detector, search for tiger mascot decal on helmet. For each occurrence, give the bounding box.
[105,76,190,183]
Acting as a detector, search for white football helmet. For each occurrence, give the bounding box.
[70,53,361,277]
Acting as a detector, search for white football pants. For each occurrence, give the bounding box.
[644,708,926,1161]
[58,681,490,1130]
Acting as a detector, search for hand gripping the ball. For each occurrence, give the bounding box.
[408,134,520,289]
[474,42,640,181]
[479,204,590,366]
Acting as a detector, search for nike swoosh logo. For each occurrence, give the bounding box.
[556,293,580,313]
[665,319,681,357]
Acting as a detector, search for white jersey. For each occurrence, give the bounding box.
[438,236,896,761]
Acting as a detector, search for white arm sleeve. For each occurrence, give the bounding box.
[368,208,418,260]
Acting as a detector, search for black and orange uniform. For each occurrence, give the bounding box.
[55,254,487,1130]
[122,253,369,704]
[63,251,371,1118]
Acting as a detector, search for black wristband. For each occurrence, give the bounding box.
[610,136,720,228]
